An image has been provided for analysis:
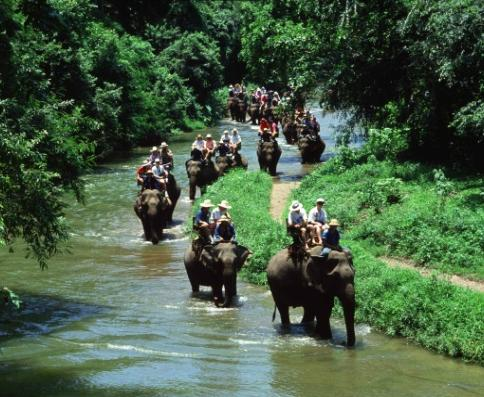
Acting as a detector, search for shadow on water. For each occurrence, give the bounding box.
[0,292,109,344]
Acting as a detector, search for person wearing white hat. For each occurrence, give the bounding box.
[194,199,214,242]
[319,219,342,258]
[148,146,161,164]
[307,198,328,245]
[159,142,174,171]
[213,215,236,243]
[205,134,216,159]
[287,200,308,249]
[210,200,232,233]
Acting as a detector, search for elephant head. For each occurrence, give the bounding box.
[298,134,325,163]
[305,250,355,346]
[199,242,251,307]
[135,189,171,244]
[185,159,219,200]
[257,141,282,176]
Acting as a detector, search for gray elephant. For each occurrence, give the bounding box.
[282,119,298,144]
[185,157,219,201]
[248,98,261,125]
[184,241,251,307]
[215,153,248,176]
[257,139,282,176]
[134,189,172,244]
[227,94,239,121]
[298,132,325,163]
[266,246,356,346]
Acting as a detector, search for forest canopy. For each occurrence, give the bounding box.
[0,0,482,266]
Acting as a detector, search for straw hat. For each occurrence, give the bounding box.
[206,134,212,139]
[200,199,214,208]
[219,215,231,223]
[146,169,153,174]
[160,142,168,148]
[316,198,325,204]
[290,201,302,211]
[155,158,160,163]
[151,146,158,151]
[217,200,232,209]
[328,219,339,227]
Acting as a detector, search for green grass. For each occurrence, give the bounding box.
[190,166,484,364]
[291,160,484,280]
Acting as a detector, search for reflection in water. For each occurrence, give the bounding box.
[1,112,483,396]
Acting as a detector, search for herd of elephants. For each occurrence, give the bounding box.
[133,94,356,347]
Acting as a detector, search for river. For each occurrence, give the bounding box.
[1,112,483,397]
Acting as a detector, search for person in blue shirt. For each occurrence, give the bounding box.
[214,215,236,243]
[194,199,214,243]
[320,219,342,257]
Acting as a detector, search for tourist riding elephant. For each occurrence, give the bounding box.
[266,247,356,346]
[184,241,251,307]
[257,139,282,176]
[134,189,173,244]
[248,98,261,125]
[298,132,325,163]
[215,153,248,176]
[185,158,219,201]
[282,120,298,144]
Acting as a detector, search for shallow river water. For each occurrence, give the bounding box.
[1,111,483,397]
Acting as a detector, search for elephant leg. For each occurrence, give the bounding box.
[187,272,200,292]
[315,296,334,339]
[189,183,196,201]
[212,284,224,306]
[301,306,315,324]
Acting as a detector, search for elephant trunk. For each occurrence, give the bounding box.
[342,285,356,347]
[221,272,236,308]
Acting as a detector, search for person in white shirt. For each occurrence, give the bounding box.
[209,200,232,234]
[229,128,241,153]
[220,130,230,144]
[151,158,168,191]
[287,200,308,248]
[307,197,328,245]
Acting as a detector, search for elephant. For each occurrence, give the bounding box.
[227,94,239,121]
[257,139,282,176]
[184,241,251,307]
[165,173,181,222]
[298,132,326,164]
[185,157,219,201]
[282,120,298,144]
[134,189,173,244]
[236,94,248,123]
[248,99,261,125]
[266,246,356,346]
[215,153,248,176]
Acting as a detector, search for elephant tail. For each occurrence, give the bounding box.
[272,304,277,322]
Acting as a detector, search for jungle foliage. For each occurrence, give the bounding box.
[0,0,242,266]
[240,0,483,168]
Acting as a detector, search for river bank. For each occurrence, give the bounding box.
[193,164,483,364]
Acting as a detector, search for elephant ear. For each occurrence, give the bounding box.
[200,245,217,272]
[235,244,251,271]
[305,258,324,290]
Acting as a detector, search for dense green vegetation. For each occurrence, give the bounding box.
[240,0,483,167]
[0,0,242,265]
[193,169,483,363]
[291,159,484,280]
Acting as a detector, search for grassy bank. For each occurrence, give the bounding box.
[192,167,483,364]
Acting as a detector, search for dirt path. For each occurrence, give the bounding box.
[270,181,300,222]
[269,181,483,293]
